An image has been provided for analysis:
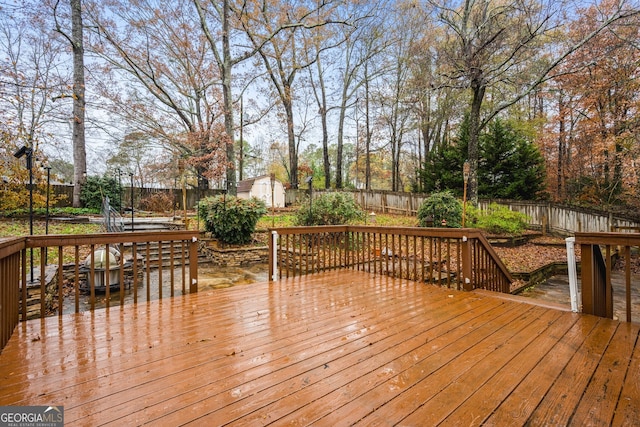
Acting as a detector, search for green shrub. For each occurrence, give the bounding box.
[474,203,529,235]
[417,191,462,227]
[80,175,123,211]
[295,192,365,226]
[198,195,267,244]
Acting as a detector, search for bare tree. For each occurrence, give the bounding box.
[86,0,228,189]
[431,0,640,203]
[234,0,345,189]
[53,0,86,207]
[0,1,69,207]
[334,10,388,189]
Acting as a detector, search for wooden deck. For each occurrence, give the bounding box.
[0,270,639,426]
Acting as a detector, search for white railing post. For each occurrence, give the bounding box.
[271,230,279,281]
[566,237,580,312]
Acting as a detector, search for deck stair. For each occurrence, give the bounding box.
[120,219,207,267]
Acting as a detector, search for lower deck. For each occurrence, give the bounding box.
[0,270,638,425]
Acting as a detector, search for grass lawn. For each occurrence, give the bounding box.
[0,219,102,238]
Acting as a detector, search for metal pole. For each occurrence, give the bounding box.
[117,168,122,214]
[196,172,200,231]
[129,173,134,232]
[44,166,51,266]
[45,166,51,234]
[27,149,33,282]
[270,173,275,227]
[308,178,312,226]
[239,95,244,182]
[462,161,470,228]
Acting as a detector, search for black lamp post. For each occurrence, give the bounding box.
[44,166,51,235]
[270,173,276,227]
[116,168,122,214]
[196,171,201,231]
[44,165,51,265]
[14,146,34,282]
[463,161,470,228]
[129,172,134,232]
[305,176,313,225]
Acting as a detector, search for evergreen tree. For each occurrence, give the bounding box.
[478,119,518,198]
[479,119,546,200]
[418,115,469,196]
[417,117,546,200]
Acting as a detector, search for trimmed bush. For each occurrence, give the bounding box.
[295,192,365,226]
[417,191,462,228]
[198,195,267,245]
[474,203,529,235]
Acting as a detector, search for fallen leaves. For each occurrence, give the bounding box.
[494,243,580,273]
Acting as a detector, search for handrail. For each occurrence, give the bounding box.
[103,196,124,232]
[268,226,513,293]
[0,237,25,352]
[576,232,640,322]
[0,231,199,353]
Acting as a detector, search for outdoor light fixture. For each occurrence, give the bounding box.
[14,146,29,159]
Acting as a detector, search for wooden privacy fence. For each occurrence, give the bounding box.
[268,226,513,293]
[293,189,640,235]
[0,231,199,352]
[51,184,222,209]
[576,232,640,323]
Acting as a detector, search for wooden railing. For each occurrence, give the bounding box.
[268,226,512,293]
[0,238,23,352]
[0,231,199,352]
[576,232,640,322]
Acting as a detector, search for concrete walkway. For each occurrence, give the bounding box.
[521,273,640,323]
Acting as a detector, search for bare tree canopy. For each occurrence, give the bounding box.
[1,0,639,211]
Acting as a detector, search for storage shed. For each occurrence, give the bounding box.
[236,175,285,208]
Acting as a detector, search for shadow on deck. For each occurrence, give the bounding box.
[0,270,638,425]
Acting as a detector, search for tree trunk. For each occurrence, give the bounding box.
[557,93,565,199]
[336,102,347,189]
[71,0,86,208]
[284,89,298,189]
[364,71,371,191]
[314,59,331,189]
[222,0,236,195]
[467,82,485,205]
[321,109,330,188]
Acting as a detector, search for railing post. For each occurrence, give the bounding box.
[581,243,594,315]
[189,236,198,293]
[270,231,279,281]
[566,237,580,312]
[344,229,350,268]
[581,243,610,318]
[461,236,473,291]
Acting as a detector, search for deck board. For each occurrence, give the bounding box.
[0,270,639,426]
